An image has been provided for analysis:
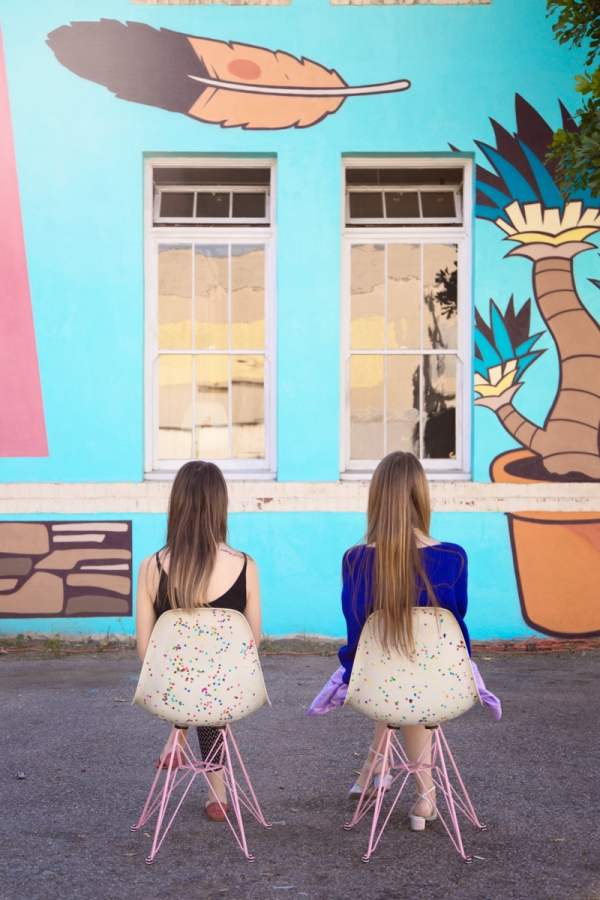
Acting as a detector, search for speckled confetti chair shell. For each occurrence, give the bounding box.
[343,608,487,864]
[133,607,270,727]
[132,608,271,865]
[344,607,480,727]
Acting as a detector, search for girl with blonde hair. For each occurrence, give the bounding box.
[308,451,499,830]
[136,460,262,822]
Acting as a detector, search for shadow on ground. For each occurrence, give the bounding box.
[1,651,598,900]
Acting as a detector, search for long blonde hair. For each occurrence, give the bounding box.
[365,451,437,655]
[163,460,228,611]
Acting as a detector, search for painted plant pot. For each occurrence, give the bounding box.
[492,449,600,637]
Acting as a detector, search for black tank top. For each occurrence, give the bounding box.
[153,550,247,619]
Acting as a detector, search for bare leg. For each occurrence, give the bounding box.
[354,722,389,788]
[401,725,434,816]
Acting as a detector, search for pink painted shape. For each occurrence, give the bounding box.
[0,28,48,457]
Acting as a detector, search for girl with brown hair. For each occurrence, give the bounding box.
[308,452,496,831]
[136,460,262,822]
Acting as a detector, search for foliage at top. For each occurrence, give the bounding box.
[547,0,600,197]
[548,0,600,66]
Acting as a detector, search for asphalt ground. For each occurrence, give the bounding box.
[0,650,598,900]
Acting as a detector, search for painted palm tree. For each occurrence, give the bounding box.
[468,95,600,480]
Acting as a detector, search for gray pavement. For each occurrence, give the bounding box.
[0,650,598,900]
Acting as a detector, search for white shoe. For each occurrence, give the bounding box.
[349,747,392,800]
[409,786,437,831]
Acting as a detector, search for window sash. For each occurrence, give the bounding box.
[346,185,463,226]
[154,185,271,225]
[341,230,471,478]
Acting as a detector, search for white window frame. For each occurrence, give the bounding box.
[340,157,473,481]
[144,157,277,481]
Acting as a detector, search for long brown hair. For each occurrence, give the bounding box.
[163,460,228,611]
[365,451,437,655]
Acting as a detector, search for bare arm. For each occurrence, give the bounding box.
[244,557,262,648]
[136,555,159,662]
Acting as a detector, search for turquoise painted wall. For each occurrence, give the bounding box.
[0,511,537,641]
[0,0,590,482]
[0,0,591,639]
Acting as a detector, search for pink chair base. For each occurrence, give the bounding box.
[132,725,271,864]
[344,724,486,863]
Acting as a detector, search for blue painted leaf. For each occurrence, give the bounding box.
[476,142,539,205]
[474,357,490,378]
[518,142,564,211]
[515,332,544,356]
[476,181,512,210]
[476,204,506,222]
[474,329,502,369]
[516,350,544,380]
[490,302,515,360]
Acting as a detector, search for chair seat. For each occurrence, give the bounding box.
[133,607,270,727]
[344,608,481,727]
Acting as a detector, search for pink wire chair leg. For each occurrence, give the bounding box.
[344,724,484,864]
[437,726,486,830]
[134,724,270,864]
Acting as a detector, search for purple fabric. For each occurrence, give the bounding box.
[306,666,347,716]
[471,661,502,720]
[307,663,502,720]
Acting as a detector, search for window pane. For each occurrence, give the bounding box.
[158,245,192,350]
[385,191,420,218]
[423,354,456,459]
[231,245,265,350]
[387,244,421,350]
[423,244,458,350]
[194,245,228,350]
[386,355,420,456]
[158,355,192,460]
[232,192,267,218]
[196,192,230,218]
[351,244,385,350]
[350,355,384,459]
[195,355,229,460]
[159,192,194,218]
[349,192,384,219]
[421,191,456,218]
[232,355,264,459]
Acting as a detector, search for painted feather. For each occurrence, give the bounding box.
[46,20,410,131]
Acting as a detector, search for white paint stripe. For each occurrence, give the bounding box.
[0,483,598,514]
[52,523,128,532]
[52,534,105,543]
[80,564,130,571]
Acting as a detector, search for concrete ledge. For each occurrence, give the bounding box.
[0,481,598,514]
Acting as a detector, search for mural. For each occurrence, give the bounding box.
[0,521,132,618]
[464,95,600,637]
[46,20,410,130]
[0,30,48,457]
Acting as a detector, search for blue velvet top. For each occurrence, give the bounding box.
[338,542,471,684]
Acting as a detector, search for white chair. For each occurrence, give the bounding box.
[131,607,271,864]
[344,607,486,862]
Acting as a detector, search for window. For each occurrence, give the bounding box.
[145,161,276,479]
[341,160,472,479]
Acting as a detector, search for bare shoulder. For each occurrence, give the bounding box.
[218,543,246,561]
